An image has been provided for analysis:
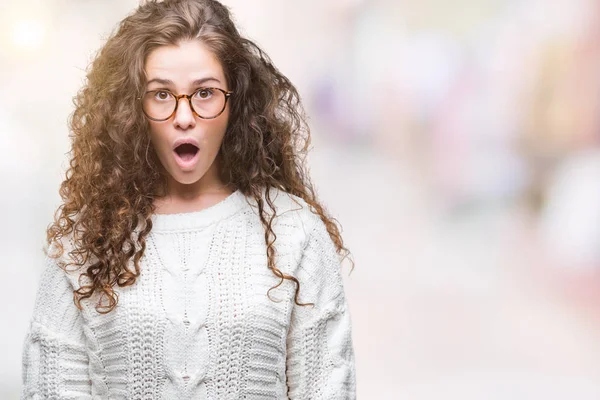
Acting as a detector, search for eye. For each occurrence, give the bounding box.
[195,88,214,100]
[153,90,172,101]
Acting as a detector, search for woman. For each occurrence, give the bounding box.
[20,0,356,399]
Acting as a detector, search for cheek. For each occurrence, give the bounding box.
[205,114,229,149]
[148,123,167,147]
[147,125,172,164]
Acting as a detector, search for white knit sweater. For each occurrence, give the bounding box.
[20,188,356,399]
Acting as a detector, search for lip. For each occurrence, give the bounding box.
[172,137,200,151]
[173,149,200,171]
[172,137,200,171]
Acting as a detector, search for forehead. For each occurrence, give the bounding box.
[144,39,225,86]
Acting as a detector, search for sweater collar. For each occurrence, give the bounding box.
[150,189,248,232]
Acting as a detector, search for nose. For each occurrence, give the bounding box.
[172,96,196,129]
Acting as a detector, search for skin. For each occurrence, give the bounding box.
[144,39,233,214]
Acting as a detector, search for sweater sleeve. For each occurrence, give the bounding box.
[285,217,357,399]
[21,253,92,400]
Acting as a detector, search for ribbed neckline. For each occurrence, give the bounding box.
[150,189,248,232]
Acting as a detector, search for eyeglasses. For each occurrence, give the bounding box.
[139,87,233,121]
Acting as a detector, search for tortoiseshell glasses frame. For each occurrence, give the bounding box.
[138,87,233,121]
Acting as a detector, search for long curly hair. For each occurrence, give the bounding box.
[46,0,354,314]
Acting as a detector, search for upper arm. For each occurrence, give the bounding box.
[285,216,356,399]
[21,255,92,400]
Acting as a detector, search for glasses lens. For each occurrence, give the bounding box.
[142,89,227,120]
[191,88,226,119]
[142,90,176,121]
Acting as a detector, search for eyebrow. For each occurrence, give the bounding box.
[146,77,221,86]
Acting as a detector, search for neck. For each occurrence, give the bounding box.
[154,154,235,214]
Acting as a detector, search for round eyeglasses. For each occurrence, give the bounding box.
[140,87,233,121]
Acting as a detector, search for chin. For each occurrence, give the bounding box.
[173,174,204,185]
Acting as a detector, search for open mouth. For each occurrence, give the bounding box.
[174,143,199,161]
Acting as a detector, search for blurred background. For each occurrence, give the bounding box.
[2,0,600,398]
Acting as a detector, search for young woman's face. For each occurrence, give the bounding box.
[144,39,230,189]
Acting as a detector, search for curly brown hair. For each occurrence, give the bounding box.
[46,0,354,314]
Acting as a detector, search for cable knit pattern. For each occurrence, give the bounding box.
[21,255,92,400]
[21,187,356,399]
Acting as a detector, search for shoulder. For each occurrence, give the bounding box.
[262,189,344,280]
[242,186,328,257]
[42,231,89,291]
[247,186,324,237]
